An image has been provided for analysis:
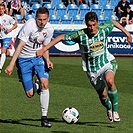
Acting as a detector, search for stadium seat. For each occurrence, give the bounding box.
[99,0,108,6]
[98,14,107,24]
[51,0,61,5]
[73,14,84,24]
[44,3,55,15]
[56,4,67,17]
[32,3,42,13]
[108,14,119,21]
[25,14,35,20]
[60,15,72,24]
[109,0,118,9]
[14,14,23,23]
[43,1,51,5]
[103,4,113,17]
[67,4,79,17]
[29,0,40,5]
[79,4,90,17]
[49,14,60,24]
[91,4,102,15]
[43,3,54,9]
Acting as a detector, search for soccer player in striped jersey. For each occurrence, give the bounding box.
[36,12,132,122]
[5,7,54,127]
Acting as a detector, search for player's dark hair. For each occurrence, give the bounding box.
[36,7,49,17]
[85,12,98,25]
[0,3,5,8]
[127,6,131,9]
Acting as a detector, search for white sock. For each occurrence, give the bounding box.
[40,89,49,116]
[0,53,6,69]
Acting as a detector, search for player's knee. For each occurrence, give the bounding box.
[41,82,49,90]
[107,78,115,88]
[1,49,7,53]
[26,91,34,98]
[100,92,107,101]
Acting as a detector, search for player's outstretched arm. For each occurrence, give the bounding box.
[5,40,26,75]
[111,20,132,45]
[36,34,65,58]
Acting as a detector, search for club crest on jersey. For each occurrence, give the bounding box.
[3,20,6,23]
[42,32,47,38]
[90,42,103,51]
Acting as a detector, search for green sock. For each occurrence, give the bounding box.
[100,96,111,110]
[108,89,118,112]
[102,97,111,110]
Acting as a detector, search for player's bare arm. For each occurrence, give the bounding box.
[5,40,26,75]
[43,50,53,69]
[36,34,65,58]
[6,22,17,33]
[111,20,132,45]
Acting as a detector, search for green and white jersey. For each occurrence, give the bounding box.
[64,20,114,72]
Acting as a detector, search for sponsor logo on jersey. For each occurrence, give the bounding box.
[90,42,103,51]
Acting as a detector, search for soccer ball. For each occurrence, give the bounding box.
[62,107,79,124]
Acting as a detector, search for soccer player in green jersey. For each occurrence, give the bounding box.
[36,12,132,122]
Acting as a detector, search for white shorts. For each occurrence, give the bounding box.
[86,63,114,91]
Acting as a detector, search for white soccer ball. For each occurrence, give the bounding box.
[62,107,79,124]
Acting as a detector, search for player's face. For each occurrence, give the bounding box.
[36,13,49,28]
[86,20,99,36]
[0,6,5,16]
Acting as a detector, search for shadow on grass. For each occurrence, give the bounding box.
[0,118,115,129]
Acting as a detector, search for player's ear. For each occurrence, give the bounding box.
[48,16,50,21]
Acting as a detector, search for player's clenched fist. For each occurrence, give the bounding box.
[5,65,14,75]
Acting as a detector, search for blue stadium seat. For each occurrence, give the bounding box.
[44,3,55,15]
[51,0,61,5]
[110,0,118,8]
[103,4,113,17]
[91,4,102,15]
[43,1,51,5]
[14,14,23,23]
[73,14,84,24]
[99,0,108,6]
[56,4,67,17]
[25,14,35,20]
[108,14,119,21]
[79,4,90,17]
[60,15,72,24]
[67,4,79,17]
[29,0,40,5]
[98,14,107,24]
[32,3,42,13]
[50,14,60,24]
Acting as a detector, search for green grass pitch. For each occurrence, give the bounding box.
[0,57,133,133]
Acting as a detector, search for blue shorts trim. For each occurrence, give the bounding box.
[0,38,12,48]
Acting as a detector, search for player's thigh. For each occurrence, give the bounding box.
[86,71,106,91]
[17,58,34,92]
[35,57,49,79]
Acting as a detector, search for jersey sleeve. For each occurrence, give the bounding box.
[8,15,16,25]
[99,20,114,36]
[43,26,54,46]
[64,31,80,43]
[18,21,31,43]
